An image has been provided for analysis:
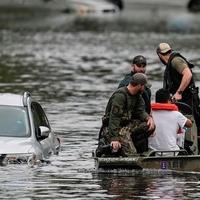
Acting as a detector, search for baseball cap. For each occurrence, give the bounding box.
[157,43,172,54]
[132,55,147,66]
[130,73,148,85]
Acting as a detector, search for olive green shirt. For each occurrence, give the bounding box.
[171,56,188,74]
[105,87,149,141]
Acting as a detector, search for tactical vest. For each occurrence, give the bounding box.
[163,52,195,100]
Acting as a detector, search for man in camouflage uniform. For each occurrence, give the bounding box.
[96,73,155,157]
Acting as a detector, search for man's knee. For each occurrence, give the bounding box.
[130,121,152,153]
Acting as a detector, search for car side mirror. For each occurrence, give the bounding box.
[39,126,50,137]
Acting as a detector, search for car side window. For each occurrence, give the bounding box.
[31,102,50,140]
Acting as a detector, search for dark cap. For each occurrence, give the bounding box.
[130,73,148,85]
[132,55,147,66]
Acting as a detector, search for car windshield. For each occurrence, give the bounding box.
[0,106,30,137]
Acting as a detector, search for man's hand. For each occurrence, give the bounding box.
[172,92,182,101]
[147,116,155,131]
[110,141,121,152]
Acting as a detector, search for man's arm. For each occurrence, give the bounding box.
[133,95,149,121]
[174,68,192,100]
[108,93,126,152]
[184,118,193,128]
[108,93,126,141]
[146,115,156,131]
[172,57,192,100]
[134,95,155,131]
[178,112,193,128]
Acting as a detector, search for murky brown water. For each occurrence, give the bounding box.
[0,1,200,199]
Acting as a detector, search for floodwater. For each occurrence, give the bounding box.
[0,0,200,199]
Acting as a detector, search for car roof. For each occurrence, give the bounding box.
[0,93,24,106]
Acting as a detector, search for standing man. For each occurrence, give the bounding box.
[96,73,155,157]
[118,55,151,114]
[156,42,200,138]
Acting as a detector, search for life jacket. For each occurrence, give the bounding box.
[163,52,195,100]
[151,103,178,111]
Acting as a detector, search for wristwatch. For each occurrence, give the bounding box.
[177,90,183,95]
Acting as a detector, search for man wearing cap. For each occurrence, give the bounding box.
[156,42,200,142]
[96,73,155,157]
[118,55,151,114]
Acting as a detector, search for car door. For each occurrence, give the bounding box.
[31,102,53,158]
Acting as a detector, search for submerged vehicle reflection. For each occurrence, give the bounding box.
[0,92,60,166]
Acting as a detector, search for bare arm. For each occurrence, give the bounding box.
[185,118,193,128]
[178,68,192,92]
[173,68,192,100]
[146,115,156,131]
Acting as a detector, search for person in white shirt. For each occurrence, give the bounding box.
[148,88,192,153]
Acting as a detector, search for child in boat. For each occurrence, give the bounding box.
[148,88,192,154]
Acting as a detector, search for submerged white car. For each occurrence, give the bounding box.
[0,0,120,14]
[0,92,60,165]
[67,0,119,14]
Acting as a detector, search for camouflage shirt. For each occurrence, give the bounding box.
[104,86,149,141]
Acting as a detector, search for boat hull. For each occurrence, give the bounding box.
[95,155,200,172]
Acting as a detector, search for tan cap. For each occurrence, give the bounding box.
[157,43,172,54]
[130,73,148,85]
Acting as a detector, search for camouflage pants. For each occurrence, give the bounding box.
[96,120,153,157]
[119,120,152,156]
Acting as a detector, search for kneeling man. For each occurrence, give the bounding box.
[96,73,155,157]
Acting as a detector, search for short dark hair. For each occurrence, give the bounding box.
[130,73,147,86]
[155,88,170,103]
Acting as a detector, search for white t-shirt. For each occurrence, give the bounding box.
[148,110,187,151]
